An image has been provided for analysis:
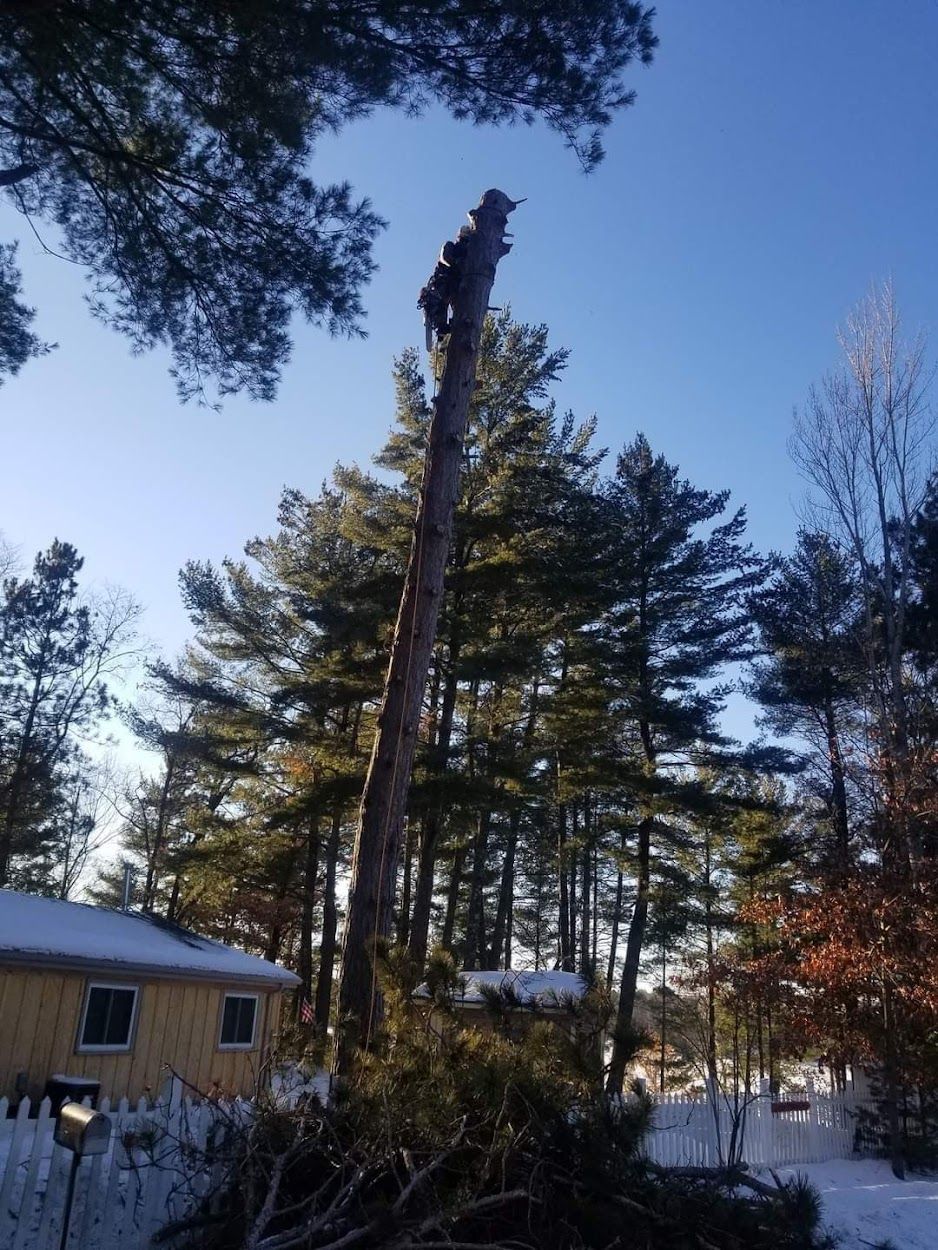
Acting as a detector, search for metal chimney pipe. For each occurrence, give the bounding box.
[120,862,134,911]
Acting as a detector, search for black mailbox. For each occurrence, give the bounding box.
[53,1103,112,1157]
[45,1074,100,1117]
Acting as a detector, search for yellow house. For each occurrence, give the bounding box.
[0,889,300,1104]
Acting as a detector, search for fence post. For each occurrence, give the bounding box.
[159,1074,184,1112]
[805,1074,822,1161]
[746,1078,772,1169]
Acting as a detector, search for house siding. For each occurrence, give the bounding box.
[0,966,284,1103]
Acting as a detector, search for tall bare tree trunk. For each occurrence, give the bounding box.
[591,844,599,968]
[579,794,592,974]
[397,817,416,945]
[441,844,465,952]
[335,191,516,1068]
[557,802,573,971]
[488,809,519,969]
[659,944,667,1093]
[606,828,627,988]
[297,816,320,1016]
[823,698,851,879]
[504,873,514,970]
[264,848,299,964]
[314,808,343,1039]
[408,625,462,966]
[607,813,651,1093]
[569,803,578,960]
[464,808,492,970]
[579,841,591,973]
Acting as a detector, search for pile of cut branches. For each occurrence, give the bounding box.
[160,953,833,1250]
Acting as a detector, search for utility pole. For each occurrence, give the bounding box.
[334,189,518,1070]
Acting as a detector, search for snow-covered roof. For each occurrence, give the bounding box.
[414,968,588,1007]
[0,890,300,988]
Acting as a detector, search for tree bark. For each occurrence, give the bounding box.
[263,849,299,964]
[608,813,652,1093]
[335,190,516,1066]
[606,828,626,988]
[488,809,519,969]
[579,794,592,975]
[463,807,492,970]
[823,697,850,880]
[504,872,514,970]
[591,842,599,969]
[882,978,906,1179]
[314,808,343,1039]
[441,843,465,952]
[397,816,416,945]
[659,944,667,1093]
[296,816,320,1013]
[703,825,718,1085]
[569,803,578,959]
[407,624,462,966]
[557,802,573,971]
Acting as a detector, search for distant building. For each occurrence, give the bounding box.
[0,889,300,1103]
[413,968,592,1040]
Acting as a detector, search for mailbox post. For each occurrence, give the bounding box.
[53,1103,112,1250]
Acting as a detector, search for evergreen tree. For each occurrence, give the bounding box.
[362,315,605,971]
[907,474,938,859]
[749,531,864,877]
[1,1,656,399]
[909,473,938,664]
[149,479,393,1026]
[0,242,48,381]
[129,313,613,1041]
[602,435,768,1091]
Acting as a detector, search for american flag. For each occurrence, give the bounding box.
[300,998,314,1025]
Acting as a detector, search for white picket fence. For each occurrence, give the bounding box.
[0,1087,243,1250]
[0,1076,874,1249]
[642,1079,873,1170]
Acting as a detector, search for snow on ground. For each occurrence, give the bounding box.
[771,1160,938,1250]
[270,1065,331,1105]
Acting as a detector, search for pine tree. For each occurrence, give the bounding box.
[602,435,768,1091]
[749,532,864,877]
[1,1,656,399]
[362,315,605,971]
[151,479,392,1026]
[0,243,49,382]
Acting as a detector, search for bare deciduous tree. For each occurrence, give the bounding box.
[0,542,141,886]
[791,282,936,870]
[53,752,121,899]
[0,533,19,581]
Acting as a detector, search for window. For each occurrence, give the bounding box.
[219,993,258,1049]
[78,983,139,1052]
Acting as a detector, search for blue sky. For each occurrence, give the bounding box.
[2,1,937,744]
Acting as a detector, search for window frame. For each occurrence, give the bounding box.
[76,980,140,1054]
[217,991,260,1051]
